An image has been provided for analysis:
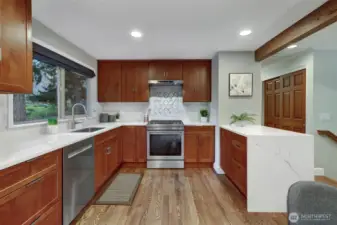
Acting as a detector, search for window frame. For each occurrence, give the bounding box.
[8,59,89,128]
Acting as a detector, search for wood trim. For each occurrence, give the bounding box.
[255,1,337,61]
[316,176,337,188]
[317,130,337,143]
[184,163,213,168]
[121,163,147,168]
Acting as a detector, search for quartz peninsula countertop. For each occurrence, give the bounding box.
[220,125,311,137]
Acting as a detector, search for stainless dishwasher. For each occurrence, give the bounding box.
[63,138,95,225]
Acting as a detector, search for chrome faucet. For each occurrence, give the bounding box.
[70,103,88,129]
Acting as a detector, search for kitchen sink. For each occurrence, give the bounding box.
[71,127,105,133]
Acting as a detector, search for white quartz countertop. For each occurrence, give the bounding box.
[0,122,146,171]
[220,125,311,137]
[184,122,215,126]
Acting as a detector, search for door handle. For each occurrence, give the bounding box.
[30,215,41,225]
[68,144,93,159]
[26,177,43,187]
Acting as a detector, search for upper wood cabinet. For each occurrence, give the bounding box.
[0,0,33,93]
[98,61,122,102]
[121,62,149,102]
[149,61,182,80]
[183,60,211,102]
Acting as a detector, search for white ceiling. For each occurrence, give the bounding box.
[32,0,327,59]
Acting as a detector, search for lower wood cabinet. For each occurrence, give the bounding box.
[220,128,247,196]
[0,150,62,225]
[184,126,215,164]
[122,126,147,163]
[33,201,62,225]
[94,128,122,191]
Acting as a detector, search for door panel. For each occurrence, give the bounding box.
[198,132,214,163]
[121,64,137,102]
[184,133,199,163]
[98,61,122,102]
[94,143,107,191]
[264,69,306,133]
[0,0,32,93]
[122,127,136,162]
[149,61,182,80]
[136,127,147,162]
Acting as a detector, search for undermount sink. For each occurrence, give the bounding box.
[71,127,105,133]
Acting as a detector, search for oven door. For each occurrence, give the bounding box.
[147,131,184,160]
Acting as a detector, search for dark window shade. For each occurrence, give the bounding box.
[33,43,95,78]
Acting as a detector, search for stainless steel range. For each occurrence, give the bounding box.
[147,120,184,168]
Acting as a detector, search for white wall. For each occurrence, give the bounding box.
[212,51,262,172]
[218,52,262,125]
[313,50,337,180]
[261,50,337,181]
[0,18,99,136]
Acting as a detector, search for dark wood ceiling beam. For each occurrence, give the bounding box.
[255,0,337,62]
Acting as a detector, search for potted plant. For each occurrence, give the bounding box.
[200,109,209,123]
[115,112,120,122]
[230,113,256,127]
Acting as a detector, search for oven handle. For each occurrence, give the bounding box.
[147,131,184,135]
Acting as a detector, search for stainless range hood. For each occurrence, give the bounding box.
[148,80,183,86]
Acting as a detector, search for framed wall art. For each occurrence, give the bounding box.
[229,73,253,97]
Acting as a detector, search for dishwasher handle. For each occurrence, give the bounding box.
[68,144,93,159]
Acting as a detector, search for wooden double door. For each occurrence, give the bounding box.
[264,69,306,133]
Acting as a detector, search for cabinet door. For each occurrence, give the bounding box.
[98,61,122,102]
[34,201,61,225]
[121,63,137,102]
[198,132,214,163]
[0,0,32,93]
[122,62,149,102]
[94,143,107,191]
[149,61,182,80]
[136,126,147,162]
[106,136,119,177]
[183,61,211,102]
[122,127,136,162]
[184,133,199,163]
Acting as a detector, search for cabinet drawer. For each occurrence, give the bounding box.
[0,151,59,199]
[185,126,215,133]
[232,159,247,196]
[0,169,59,225]
[95,128,120,145]
[34,201,61,225]
[231,140,247,168]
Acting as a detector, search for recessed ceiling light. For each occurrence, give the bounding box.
[287,44,298,49]
[130,30,143,38]
[239,29,252,36]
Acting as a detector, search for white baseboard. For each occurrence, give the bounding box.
[213,163,224,174]
[314,167,324,176]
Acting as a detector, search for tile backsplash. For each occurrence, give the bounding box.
[103,86,210,122]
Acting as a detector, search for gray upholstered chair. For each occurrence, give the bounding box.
[287,181,337,225]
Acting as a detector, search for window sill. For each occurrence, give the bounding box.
[8,116,89,130]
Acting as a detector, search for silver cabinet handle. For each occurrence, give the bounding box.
[26,177,43,187]
[0,47,2,61]
[68,144,93,159]
[31,215,41,225]
[106,146,111,154]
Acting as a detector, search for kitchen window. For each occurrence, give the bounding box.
[10,42,94,126]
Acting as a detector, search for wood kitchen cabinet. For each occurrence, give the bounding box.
[0,150,62,225]
[220,128,247,196]
[98,61,122,102]
[121,62,149,102]
[183,60,211,102]
[149,61,183,80]
[94,128,122,191]
[122,126,147,163]
[184,126,215,165]
[0,0,33,93]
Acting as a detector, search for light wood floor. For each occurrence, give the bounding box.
[76,168,288,225]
